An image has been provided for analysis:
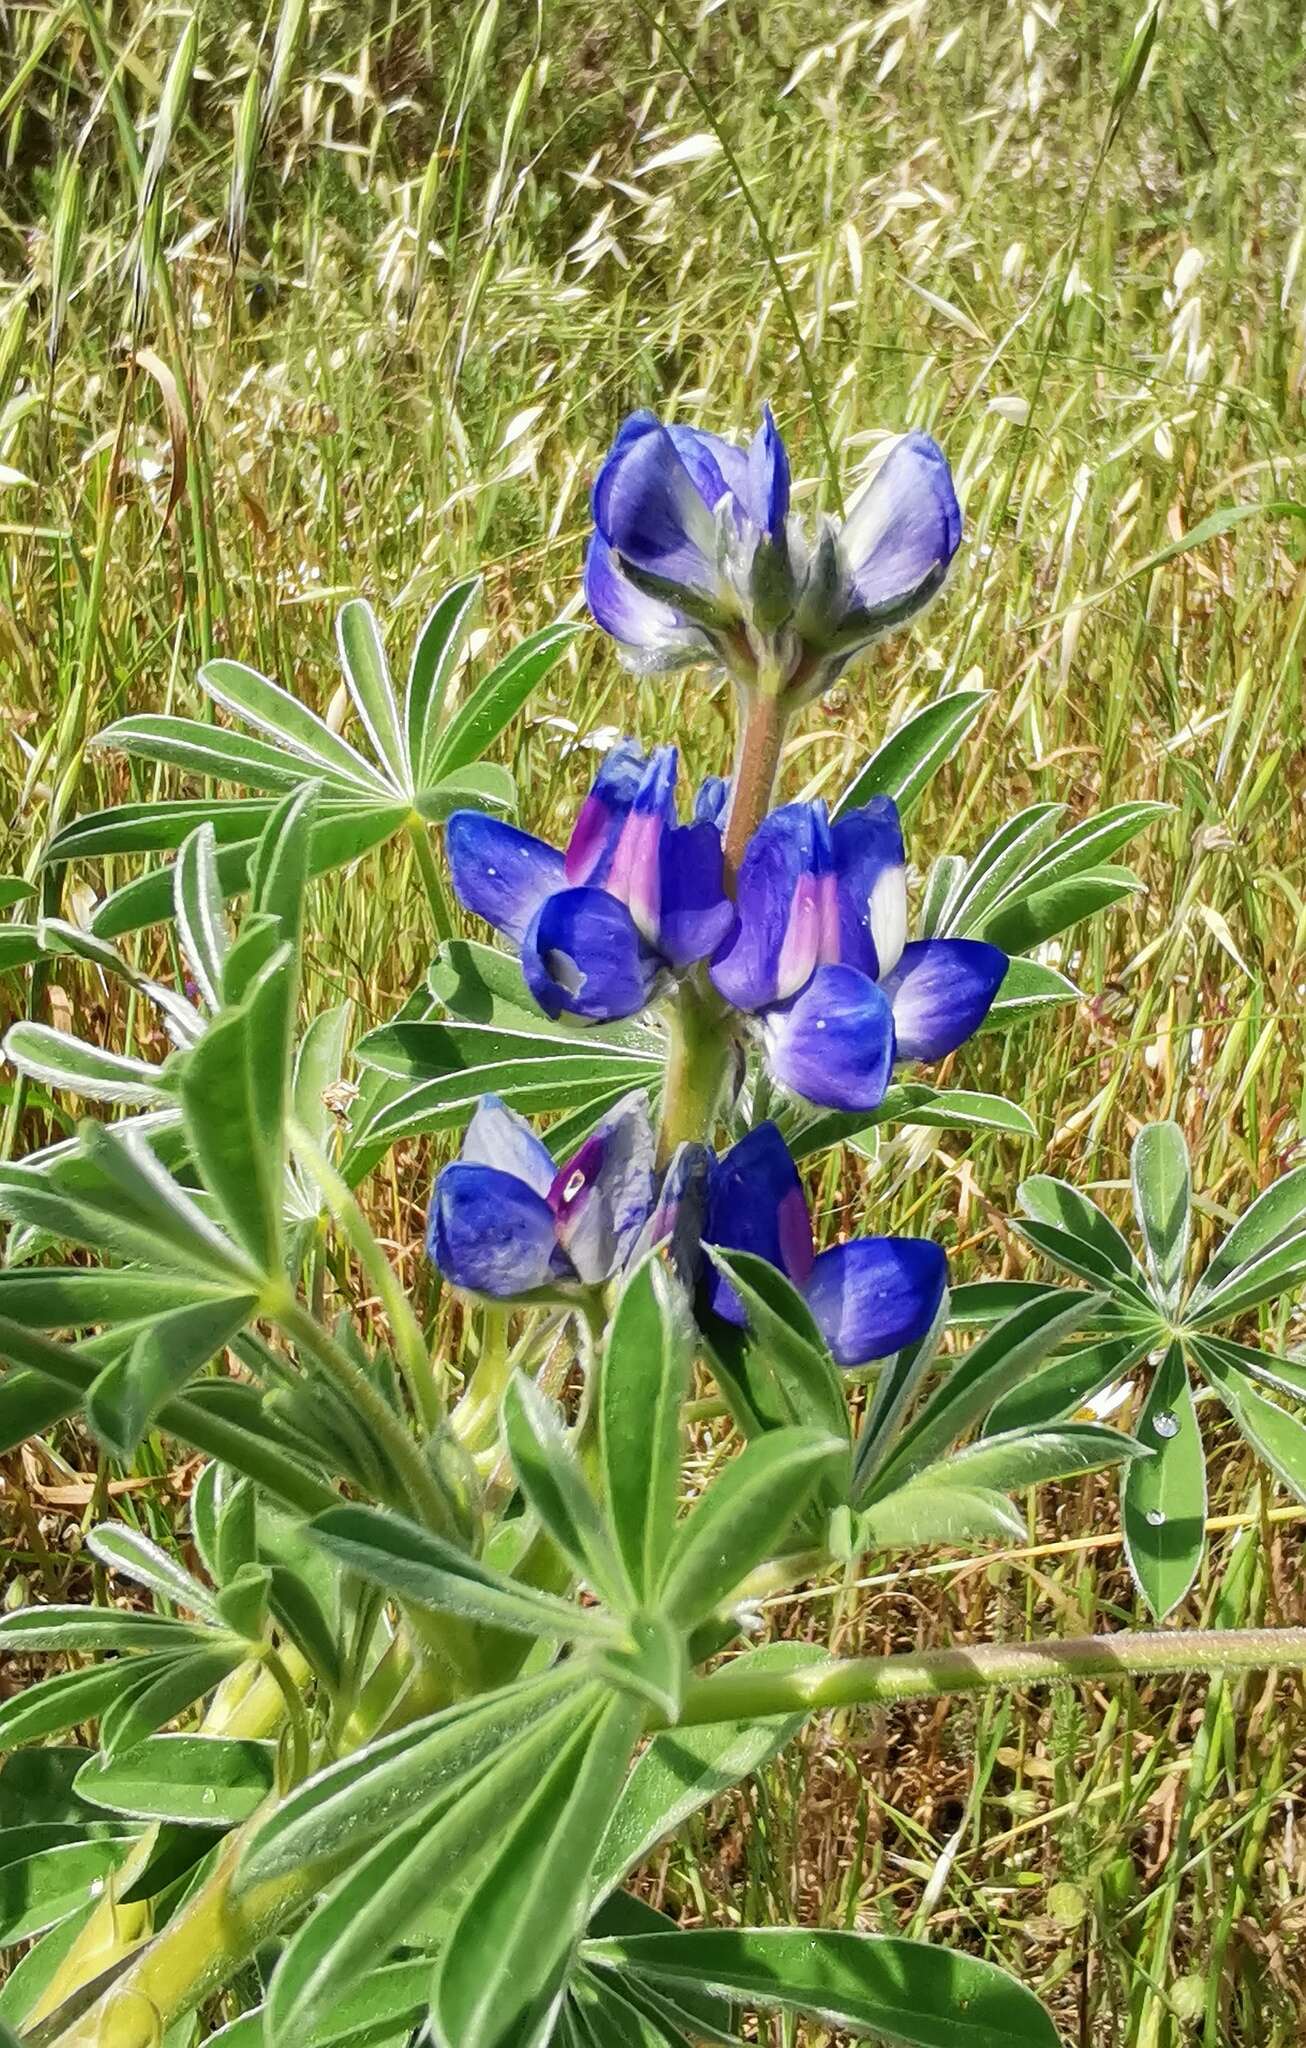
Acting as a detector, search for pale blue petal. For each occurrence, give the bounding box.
[460,1095,556,1200]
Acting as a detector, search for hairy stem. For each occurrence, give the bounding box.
[288,1117,443,1431]
[723,685,790,879]
[656,974,735,1164]
[407,815,455,944]
[675,1626,1306,1726]
[27,1653,307,2030]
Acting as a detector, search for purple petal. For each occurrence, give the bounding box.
[604,746,678,939]
[521,886,661,1023]
[583,536,696,658]
[881,938,1008,1061]
[549,1089,656,1285]
[427,1163,558,1297]
[446,813,564,945]
[764,963,895,1112]
[803,1237,948,1366]
[840,431,962,623]
[593,418,722,598]
[709,803,837,1011]
[459,1095,556,1198]
[657,822,736,968]
[628,1139,711,1281]
[664,424,737,510]
[564,737,647,887]
[832,796,907,978]
[703,1122,815,1323]
[745,404,790,538]
[693,774,730,827]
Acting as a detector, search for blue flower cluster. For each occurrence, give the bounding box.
[428,1094,946,1368]
[584,406,961,697]
[448,761,1006,1114]
[431,406,983,1366]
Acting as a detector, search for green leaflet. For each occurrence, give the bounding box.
[657,1427,844,1627]
[430,1691,644,2048]
[582,1927,1060,2047]
[1130,1121,1191,1310]
[74,1737,277,1827]
[599,1258,691,1605]
[1122,1343,1205,1620]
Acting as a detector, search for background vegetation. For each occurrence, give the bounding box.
[1,0,1305,2040]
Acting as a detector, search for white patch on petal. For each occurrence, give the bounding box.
[869,865,907,978]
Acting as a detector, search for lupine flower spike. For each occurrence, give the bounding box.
[446,740,734,1024]
[428,1092,655,1300]
[588,407,961,698]
[710,795,1008,1112]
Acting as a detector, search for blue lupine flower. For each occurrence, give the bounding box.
[701,1123,946,1366]
[587,408,960,697]
[709,795,1007,1113]
[446,740,735,1025]
[428,1092,655,1300]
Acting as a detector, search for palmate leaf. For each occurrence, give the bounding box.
[912,796,1168,1034]
[868,1290,1100,1495]
[430,1691,644,2048]
[264,1686,605,2044]
[1018,1173,1154,1301]
[582,1927,1059,2048]
[239,1672,583,1891]
[90,802,408,941]
[982,1331,1155,1436]
[0,1320,339,1518]
[47,586,572,935]
[426,623,580,783]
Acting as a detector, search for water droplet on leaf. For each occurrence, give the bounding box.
[1145,1508,1165,1526]
[1152,1411,1179,1439]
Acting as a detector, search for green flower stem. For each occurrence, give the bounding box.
[288,1116,443,1432]
[449,1305,512,1454]
[27,1651,309,2031]
[407,814,455,945]
[41,1819,317,2048]
[674,1626,1306,1727]
[656,973,735,1165]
